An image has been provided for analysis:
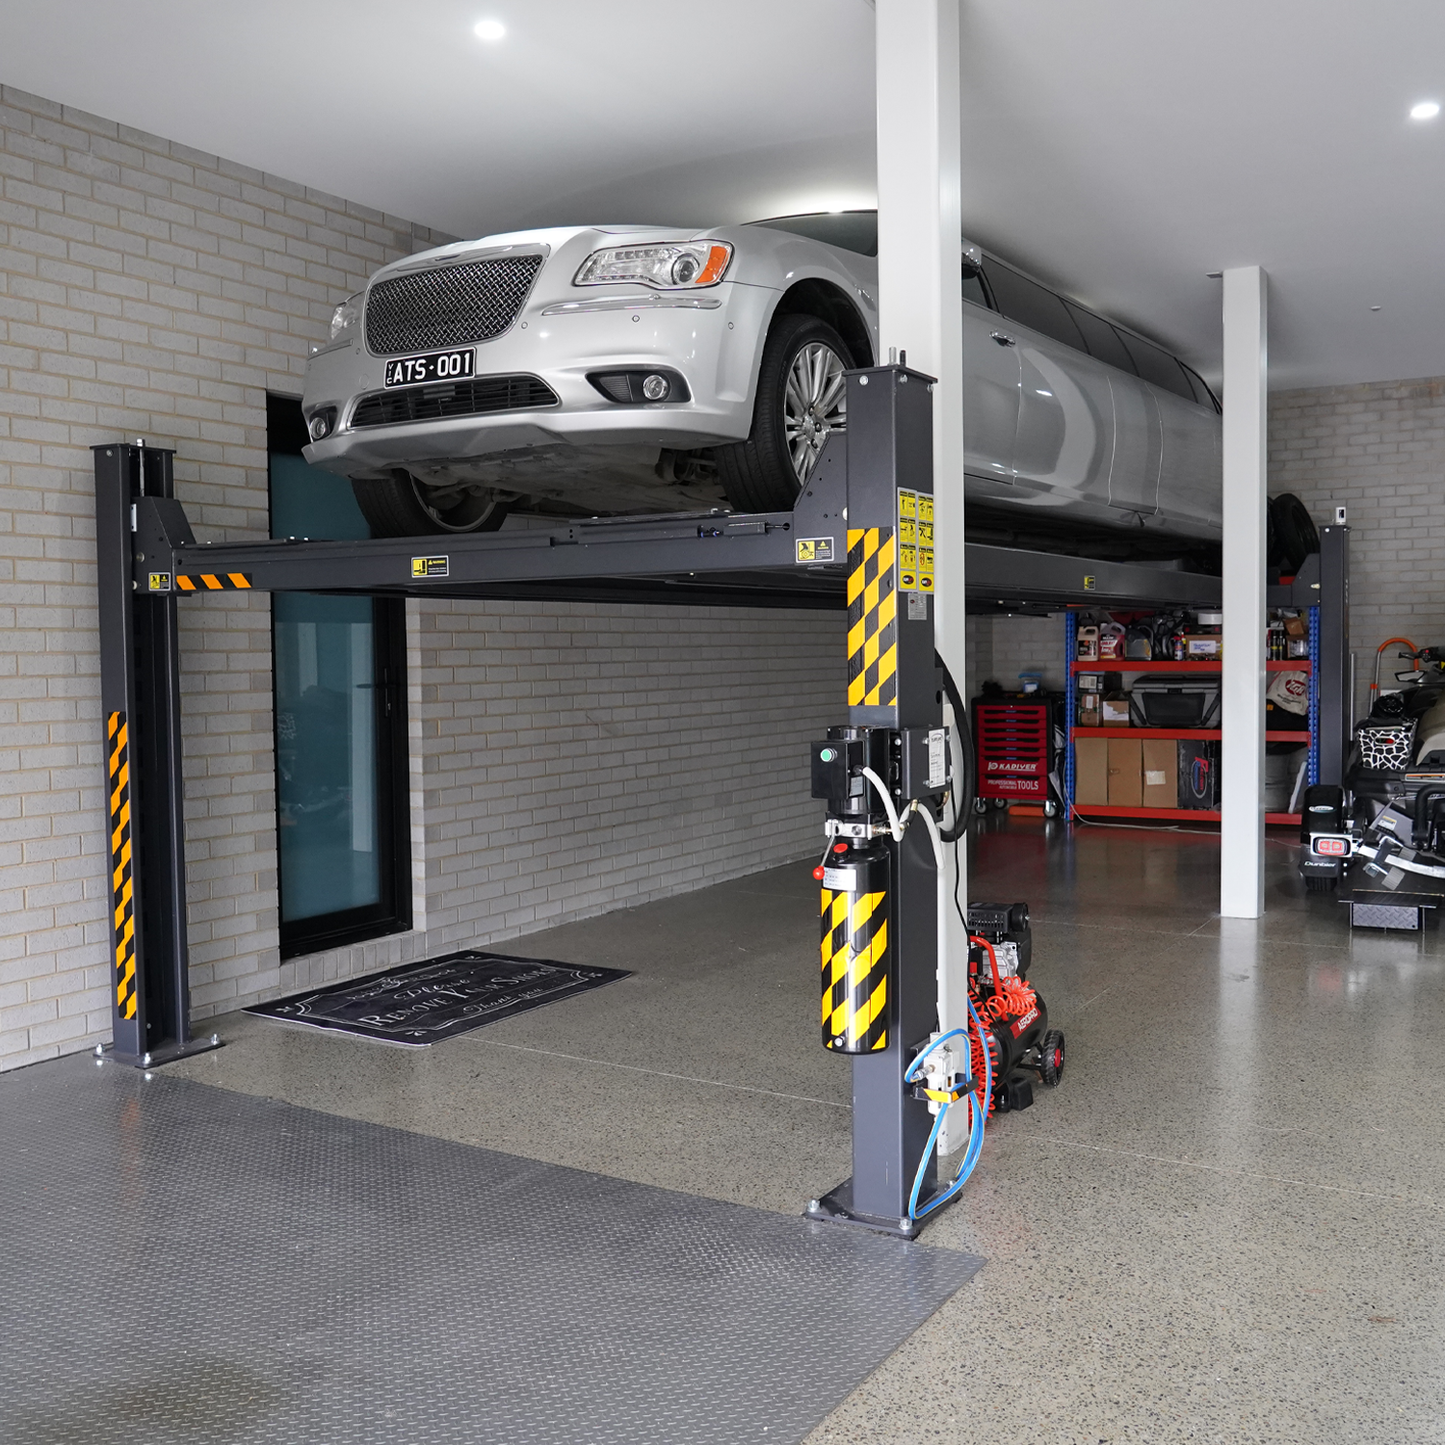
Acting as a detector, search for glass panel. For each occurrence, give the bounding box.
[267,392,404,949]
[962,269,990,309]
[1064,303,1137,374]
[980,261,1085,350]
[274,591,381,923]
[1119,333,1195,401]
[1181,363,1219,410]
[745,212,879,256]
[270,452,370,541]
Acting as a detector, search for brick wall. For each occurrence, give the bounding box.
[0,84,844,1070]
[1270,376,1445,718]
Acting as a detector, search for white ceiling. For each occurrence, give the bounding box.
[3,0,1443,389]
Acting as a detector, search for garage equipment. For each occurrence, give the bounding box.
[972,696,1059,814]
[91,372,1221,1219]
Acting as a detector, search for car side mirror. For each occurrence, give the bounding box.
[961,242,983,278]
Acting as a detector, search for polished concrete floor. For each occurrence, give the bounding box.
[168,818,1445,1445]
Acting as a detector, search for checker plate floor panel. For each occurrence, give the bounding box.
[0,1055,982,1445]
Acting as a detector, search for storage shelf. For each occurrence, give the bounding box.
[1072,804,1302,826]
[1071,659,1311,673]
[1078,727,1310,741]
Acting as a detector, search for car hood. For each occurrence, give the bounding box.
[368,225,731,285]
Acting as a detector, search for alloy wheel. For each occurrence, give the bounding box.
[782,341,847,483]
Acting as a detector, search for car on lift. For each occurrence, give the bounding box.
[300,211,1221,559]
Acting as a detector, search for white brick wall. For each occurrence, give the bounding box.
[1270,376,1445,717]
[0,84,844,1070]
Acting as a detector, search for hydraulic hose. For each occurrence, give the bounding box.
[935,651,975,841]
[860,766,947,870]
[860,767,906,840]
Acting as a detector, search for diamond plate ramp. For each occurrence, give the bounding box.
[0,1056,982,1445]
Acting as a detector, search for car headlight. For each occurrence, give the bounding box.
[573,242,732,290]
[329,293,362,341]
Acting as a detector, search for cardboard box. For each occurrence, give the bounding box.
[1101,693,1131,725]
[1107,738,1143,807]
[1074,736,1110,806]
[1141,739,1178,808]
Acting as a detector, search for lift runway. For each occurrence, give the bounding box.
[0,1055,982,1445]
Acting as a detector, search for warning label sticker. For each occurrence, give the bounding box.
[896,489,935,593]
[411,555,449,578]
[147,572,172,592]
[795,537,835,564]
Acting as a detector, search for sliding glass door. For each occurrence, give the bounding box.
[267,396,410,958]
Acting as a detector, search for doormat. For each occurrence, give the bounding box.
[244,950,630,1045]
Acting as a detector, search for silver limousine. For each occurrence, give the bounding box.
[301,211,1220,555]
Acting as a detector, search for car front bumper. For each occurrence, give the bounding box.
[301,281,775,480]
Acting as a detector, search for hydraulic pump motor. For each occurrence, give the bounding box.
[819,840,890,1053]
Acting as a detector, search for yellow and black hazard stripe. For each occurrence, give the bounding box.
[174,572,251,592]
[845,527,897,710]
[820,885,889,1053]
[108,712,137,1022]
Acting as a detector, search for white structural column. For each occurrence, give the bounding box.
[1220,266,1269,917]
[874,0,967,1138]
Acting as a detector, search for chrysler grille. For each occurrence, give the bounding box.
[364,255,544,354]
[349,374,559,429]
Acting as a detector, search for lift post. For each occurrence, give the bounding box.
[807,366,945,1237]
[92,443,218,1068]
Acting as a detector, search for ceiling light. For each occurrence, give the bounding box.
[1410,100,1440,120]
[473,18,506,41]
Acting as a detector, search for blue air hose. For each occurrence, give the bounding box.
[904,998,992,1221]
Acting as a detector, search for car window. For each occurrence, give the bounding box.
[746,212,878,257]
[1119,333,1195,401]
[981,261,1084,351]
[1182,363,1219,411]
[1064,303,1136,374]
[962,269,990,309]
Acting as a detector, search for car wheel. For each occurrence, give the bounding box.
[351,470,510,537]
[715,314,853,513]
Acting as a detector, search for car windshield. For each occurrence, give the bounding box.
[746,212,878,257]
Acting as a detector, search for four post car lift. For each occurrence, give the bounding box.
[93,364,1226,1231]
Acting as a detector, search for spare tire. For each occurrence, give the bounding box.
[1269,493,1320,574]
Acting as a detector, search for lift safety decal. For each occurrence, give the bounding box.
[895,489,935,593]
[795,537,835,564]
[820,886,888,1052]
[108,712,137,1023]
[846,528,897,710]
[174,572,252,592]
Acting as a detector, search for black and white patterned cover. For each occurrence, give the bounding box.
[1357,719,1417,771]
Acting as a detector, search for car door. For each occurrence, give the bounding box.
[1013,341,1112,504]
[979,261,1110,505]
[1154,364,1221,531]
[961,297,1020,485]
[1106,371,1162,515]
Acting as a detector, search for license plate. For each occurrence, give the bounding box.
[383,348,475,387]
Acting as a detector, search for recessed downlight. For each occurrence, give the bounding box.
[474,18,506,41]
[1410,100,1440,121]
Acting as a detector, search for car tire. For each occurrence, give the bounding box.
[351,470,510,537]
[715,314,854,513]
[1269,493,1320,574]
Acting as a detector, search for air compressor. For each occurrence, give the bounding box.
[964,902,1065,1113]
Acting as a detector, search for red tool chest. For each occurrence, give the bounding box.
[974,699,1053,803]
